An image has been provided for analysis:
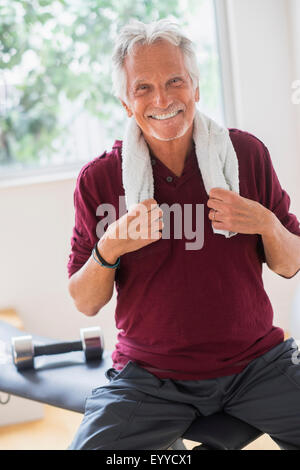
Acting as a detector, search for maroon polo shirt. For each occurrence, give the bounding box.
[67,129,300,380]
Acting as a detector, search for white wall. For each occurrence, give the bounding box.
[225,0,300,330]
[288,0,300,151]
[0,0,299,349]
[0,176,119,351]
[227,0,300,197]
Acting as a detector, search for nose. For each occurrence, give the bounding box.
[153,85,172,109]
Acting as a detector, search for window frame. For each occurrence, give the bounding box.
[213,0,240,129]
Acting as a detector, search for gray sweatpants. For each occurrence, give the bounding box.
[68,337,300,450]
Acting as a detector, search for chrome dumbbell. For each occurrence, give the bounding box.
[11,327,104,371]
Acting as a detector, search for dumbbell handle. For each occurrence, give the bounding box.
[34,340,83,357]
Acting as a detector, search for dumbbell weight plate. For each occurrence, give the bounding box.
[11,335,34,370]
[80,327,104,360]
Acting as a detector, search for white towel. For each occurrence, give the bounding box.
[121,107,239,238]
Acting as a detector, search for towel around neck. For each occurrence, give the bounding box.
[121,107,239,238]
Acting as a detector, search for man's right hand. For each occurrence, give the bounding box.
[98,199,164,260]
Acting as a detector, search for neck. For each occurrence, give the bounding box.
[144,124,194,177]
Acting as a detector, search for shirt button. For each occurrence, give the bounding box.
[166,176,173,183]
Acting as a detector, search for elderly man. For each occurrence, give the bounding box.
[67,19,300,450]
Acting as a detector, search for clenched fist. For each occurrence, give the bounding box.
[99,199,164,259]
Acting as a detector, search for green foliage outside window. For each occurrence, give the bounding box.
[0,0,222,170]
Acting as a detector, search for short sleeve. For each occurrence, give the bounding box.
[256,144,300,264]
[67,168,99,278]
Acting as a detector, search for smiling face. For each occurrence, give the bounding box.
[121,40,199,144]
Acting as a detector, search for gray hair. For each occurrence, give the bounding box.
[111,18,200,105]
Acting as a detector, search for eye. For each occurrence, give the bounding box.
[137,85,148,90]
[170,78,182,84]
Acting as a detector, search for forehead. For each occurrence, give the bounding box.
[124,40,188,86]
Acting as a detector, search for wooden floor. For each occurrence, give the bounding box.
[0,404,279,450]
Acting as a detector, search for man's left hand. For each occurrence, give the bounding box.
[207,187,273,236]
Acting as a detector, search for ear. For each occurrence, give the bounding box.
[195,86,200,102]
[120,99,133,118]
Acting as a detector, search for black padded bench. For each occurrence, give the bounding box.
[0,320,263,450]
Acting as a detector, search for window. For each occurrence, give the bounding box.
[0,0,225,181]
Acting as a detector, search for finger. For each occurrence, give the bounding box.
[212,219,227,229]
[207,199,223,211]
[149,215,164,231]
[208,209,214,220]
[148,206,163,221]
[208,208,218,218]
[141,199,160,211]
[149,205,162,217]
[142,198,158,206]
[159,218,164,229]
[209,188,232,201]
[129,202,158,220]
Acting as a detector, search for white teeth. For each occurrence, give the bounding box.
[151,110,180,120]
